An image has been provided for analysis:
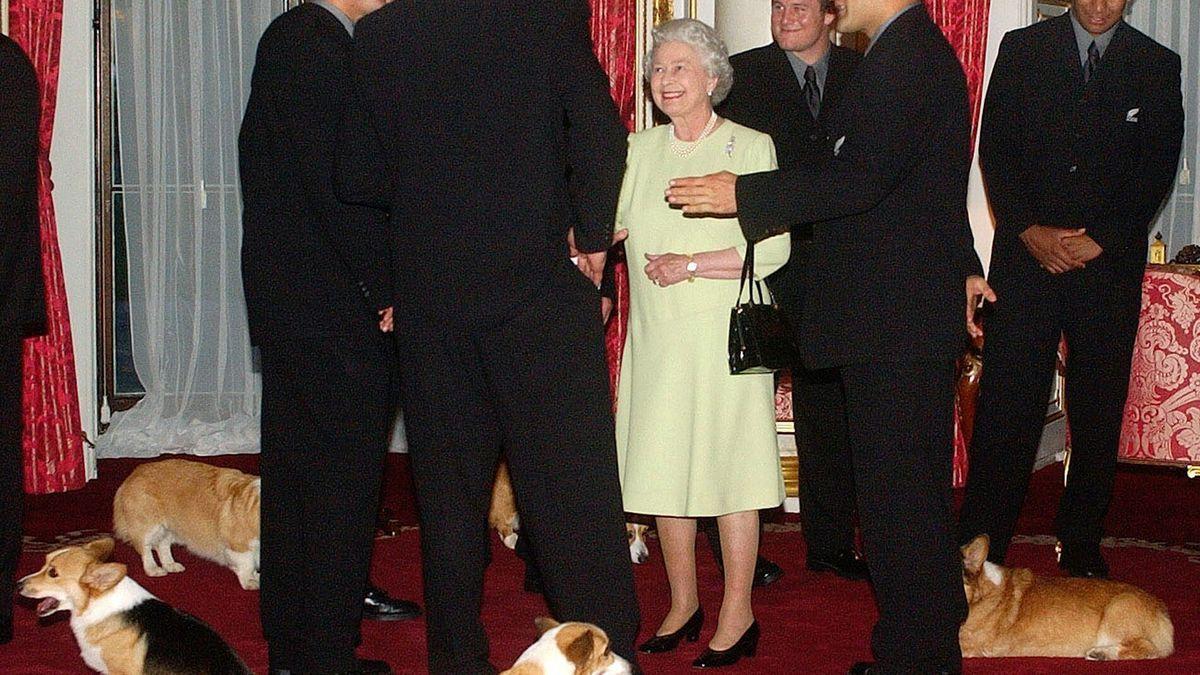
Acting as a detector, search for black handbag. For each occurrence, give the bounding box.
[728,242,799,375]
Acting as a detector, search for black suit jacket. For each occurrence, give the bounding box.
[0,35,45,337]
[980,14,1184,279]
[737,6,982,368]
[338,0,626,327]
[239,4,394,347]
[719,42,860,332]
[721,43,860,170]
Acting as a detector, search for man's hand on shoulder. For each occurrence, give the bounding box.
[665,172,738,215]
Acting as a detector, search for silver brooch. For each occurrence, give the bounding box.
[725,135,736,158]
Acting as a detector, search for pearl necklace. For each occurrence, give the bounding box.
[669,112,719,157]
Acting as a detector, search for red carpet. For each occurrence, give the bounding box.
[5,456,1199,674]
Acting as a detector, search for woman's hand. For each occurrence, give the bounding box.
[644,253,692,287]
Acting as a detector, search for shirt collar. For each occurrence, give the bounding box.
[312,0,355,36]
[866,2,922,55]
[1070,9,1119,64]
[784,45,830,89]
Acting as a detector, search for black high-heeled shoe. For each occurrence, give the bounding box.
[637,608,704,654]
[692,621,759,669]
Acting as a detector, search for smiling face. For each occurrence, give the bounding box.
[1073,0,1127,36]
[771,0,835,55]
[649,41,719,122]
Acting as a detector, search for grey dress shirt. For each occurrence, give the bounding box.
[785,46,831,98]
[866,2,921,54]
[1070,11,1119,66]
[312,0,355,36]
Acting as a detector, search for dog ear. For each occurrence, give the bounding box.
[961,535,989,574]
[82,562,127,592]
[534,617,559,635]
[563,628,596,670]
[85,537,116,561]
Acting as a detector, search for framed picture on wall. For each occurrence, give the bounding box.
[1036,1,1071,22]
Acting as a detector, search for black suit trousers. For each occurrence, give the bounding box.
[842,359,966,673]
[0,336,23,633]
[792,364,857,556]
[959,242,1143,562]
[396,262,639,674]
[258,330,395,673]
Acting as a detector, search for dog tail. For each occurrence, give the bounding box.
[1150,606,1175,658]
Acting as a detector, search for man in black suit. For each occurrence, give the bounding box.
[715,0,868,583]
[958,0,1184,579]
[0,33,44,647]
[668,1,985,671]
[340,2,639,672]
[239,1,420,672]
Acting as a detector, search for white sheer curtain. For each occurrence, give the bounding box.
[96,1,289,457]
[1127,1,1199,259]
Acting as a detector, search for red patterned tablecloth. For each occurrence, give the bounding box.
[1120,266,1200,466]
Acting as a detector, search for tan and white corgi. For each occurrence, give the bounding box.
[490,460,651,564]
[113,459,261,590]
[18,538,250,674]
[960,535,1174,660]
[501,618,632,675]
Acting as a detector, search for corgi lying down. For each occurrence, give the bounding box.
[960,535,1173,660]
[18,538,250,674]
[489,460,651,564]
[113,459,261,590]
[502,618,632,675]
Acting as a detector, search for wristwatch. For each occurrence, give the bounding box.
[685,255,698,282]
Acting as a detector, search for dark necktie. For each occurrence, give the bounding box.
[1084,40,1101,83]
[802,65,821,119]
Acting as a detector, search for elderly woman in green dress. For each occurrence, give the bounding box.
[614,18,789,669]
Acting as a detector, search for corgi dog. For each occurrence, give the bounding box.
[113,459,261,590]
[501,618,632,675]
[489,460,652,564]
[18,538,251,674]
[960,535,1174,660]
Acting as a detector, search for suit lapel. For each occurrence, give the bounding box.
[767,43,815,125]
[1088,21,1133,90]
[820,47,854,126]
[1053,14,1086,93]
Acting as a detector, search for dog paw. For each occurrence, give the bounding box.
[1086,648,1115,661]
[502,532,519,549]
[145,566,168,577]
[239,577,260,590]
[163,562,185,573]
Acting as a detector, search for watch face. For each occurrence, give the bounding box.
[686,261,699,272]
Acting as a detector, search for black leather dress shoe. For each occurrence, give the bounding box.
[363,585,421,621]
[849,661,960,674]
[752,557,784,587]
[638,608,703,654]
[807,549,870,581]
[1059,544,1109,579]
[692,621,759,669]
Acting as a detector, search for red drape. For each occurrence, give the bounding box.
[589,0,637,403]
[8,0,85,494]
[924,0,992,151]
[924,0,992,485]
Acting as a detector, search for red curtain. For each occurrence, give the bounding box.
[589,0,636,403]
[924,0,992,150]
[8,0,85,494]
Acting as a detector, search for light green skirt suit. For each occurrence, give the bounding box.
[615,120,789,518]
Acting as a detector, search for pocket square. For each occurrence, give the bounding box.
[1126,108,1140,123]
[833,135,846,156]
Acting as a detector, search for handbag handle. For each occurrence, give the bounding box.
[736,242,772,306]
